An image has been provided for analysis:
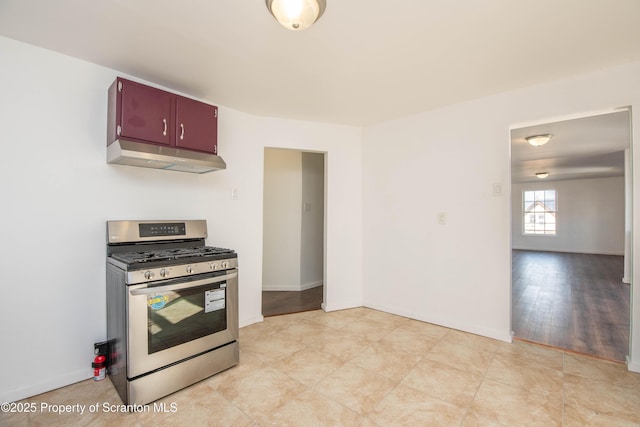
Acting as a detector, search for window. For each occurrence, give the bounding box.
[523,189,556,235]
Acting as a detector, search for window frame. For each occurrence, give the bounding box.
[522,188,557,236]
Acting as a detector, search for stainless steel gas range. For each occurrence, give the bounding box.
[106,220,238,405]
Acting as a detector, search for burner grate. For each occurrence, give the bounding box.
[110,246,235,265]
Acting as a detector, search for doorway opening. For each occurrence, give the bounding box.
[262,148,326,317]
[510,109,632,362]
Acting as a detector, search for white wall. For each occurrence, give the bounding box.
[512,177,625,255]
[301,152,324,288]
[362,99,514,342]
[362,61,640,372]
[0,36,363,403]
[262,149,303,290]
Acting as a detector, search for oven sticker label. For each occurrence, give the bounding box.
[205,299,225,313]
[148,295,169,310]
[205,289,226,313]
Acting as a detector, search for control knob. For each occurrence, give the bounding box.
[160,268,169,278]
[221,261,229,269]
[209,262,218,270]
[144,271,154,280]
[186,265,193,274]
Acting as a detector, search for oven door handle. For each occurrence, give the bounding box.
[130,272,238,296]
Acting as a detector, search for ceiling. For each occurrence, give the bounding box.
[511,110,630,184]
[0,1,637,183]
[0,0,639,127]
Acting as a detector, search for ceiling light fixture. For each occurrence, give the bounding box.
[536,172,549,179]
[265,0,326,30]
[526,134,552,147]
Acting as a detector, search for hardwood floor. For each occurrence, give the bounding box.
[512,250,630,361]
[262,286,324,317]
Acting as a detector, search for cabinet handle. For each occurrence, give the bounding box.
[180,123,185,140]
[162,119,167,136]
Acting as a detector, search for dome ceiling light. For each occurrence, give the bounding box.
[526,134,552,147]
[536,172,550,179]
[265,0,327,30]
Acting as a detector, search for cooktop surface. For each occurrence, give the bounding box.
[109,246,236,266]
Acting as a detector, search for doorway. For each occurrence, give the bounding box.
[262,148,325,317]
[510,109,632,361]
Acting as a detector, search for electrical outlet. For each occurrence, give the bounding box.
[437,212,446,225]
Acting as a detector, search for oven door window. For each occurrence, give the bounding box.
[146,282,227,354]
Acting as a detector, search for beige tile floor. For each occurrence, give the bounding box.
[3,307,640,426]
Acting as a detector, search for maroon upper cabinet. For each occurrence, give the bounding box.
[175,95,218,154]
[107,77,218,154]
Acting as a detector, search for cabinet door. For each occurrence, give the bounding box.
[119,79,172,146]
[175,96,218,154]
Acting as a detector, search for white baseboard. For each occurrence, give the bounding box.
[511,247,624,256]
[262,281,323,292]
[239,314,264,328]
[322,300,364,313]
[627,356,640,373]
[1,368,91,403]
[301,281,323,291]
[363,299,512,343]
[622,277,630,284]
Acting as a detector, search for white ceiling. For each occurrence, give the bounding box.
[0,0,639,127]
[511,110,631,183]
[0,1,638,183]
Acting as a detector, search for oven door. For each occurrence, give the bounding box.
[126,270,238,378]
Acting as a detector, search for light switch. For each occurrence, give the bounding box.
[231,188,238,200]
[492,183,503,196]
[303,202,311,212]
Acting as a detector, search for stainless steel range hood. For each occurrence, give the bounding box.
[107,139,226,174]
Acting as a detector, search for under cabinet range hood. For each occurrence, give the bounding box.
[107,139,227,174]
